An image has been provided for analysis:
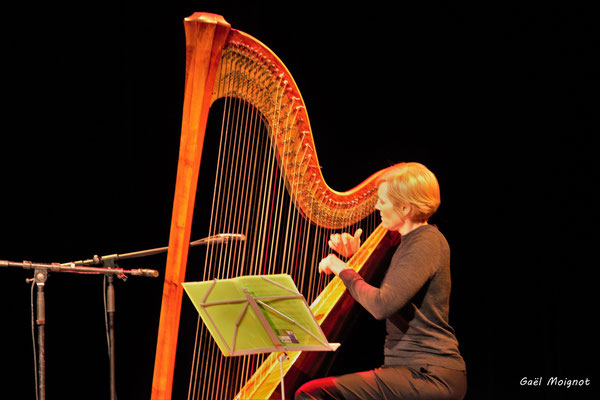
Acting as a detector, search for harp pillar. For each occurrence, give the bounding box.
[151,13,231,400]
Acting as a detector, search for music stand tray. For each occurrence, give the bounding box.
[182,274,340,357]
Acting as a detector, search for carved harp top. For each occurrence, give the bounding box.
[151,13,392,400]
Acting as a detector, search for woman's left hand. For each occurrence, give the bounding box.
[328,229,362,258]
[318,254,350,276]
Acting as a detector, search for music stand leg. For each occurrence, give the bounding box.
[278,353,289,400]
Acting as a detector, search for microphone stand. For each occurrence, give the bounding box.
[62,247,164,400]
[1,232,244,400]
[0,260,159,400]
[62,234,243,400]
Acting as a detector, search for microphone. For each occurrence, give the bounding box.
[128,268,160,278]
[190,233,246,246]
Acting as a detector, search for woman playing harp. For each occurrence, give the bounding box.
[296,163,467,400]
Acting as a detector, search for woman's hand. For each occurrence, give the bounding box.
[328,229,363,258]
[318,254,350,276]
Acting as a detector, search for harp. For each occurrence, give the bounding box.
[151,12,399,400]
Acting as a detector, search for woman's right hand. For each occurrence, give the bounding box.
[328,229,362,258]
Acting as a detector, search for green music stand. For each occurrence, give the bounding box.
[182,274,339,399]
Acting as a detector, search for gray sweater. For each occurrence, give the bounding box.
[339,224,466,371]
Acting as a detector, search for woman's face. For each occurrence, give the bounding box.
[375,182,408,232]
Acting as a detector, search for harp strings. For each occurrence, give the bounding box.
[184,45,378,400]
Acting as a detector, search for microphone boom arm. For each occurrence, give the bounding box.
[62,233,246,267]
[0,259,159,278]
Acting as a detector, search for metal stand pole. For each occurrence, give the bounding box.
[106,274,117,400]
[34,268,48,400]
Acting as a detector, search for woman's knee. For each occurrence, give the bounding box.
[294,376,340,400]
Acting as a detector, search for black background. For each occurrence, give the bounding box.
[1,1,597,399]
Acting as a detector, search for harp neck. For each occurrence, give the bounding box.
[211,29,385,229]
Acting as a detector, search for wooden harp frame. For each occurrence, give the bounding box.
[151,12,394,399]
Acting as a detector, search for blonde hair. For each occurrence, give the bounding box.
[379,162,441,223]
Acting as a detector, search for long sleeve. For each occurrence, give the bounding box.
[340,225,465,370]
[339,228,440,320]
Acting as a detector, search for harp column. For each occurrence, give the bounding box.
[151,13,231,400]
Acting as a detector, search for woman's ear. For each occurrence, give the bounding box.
[400,203,412,218]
